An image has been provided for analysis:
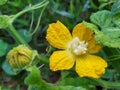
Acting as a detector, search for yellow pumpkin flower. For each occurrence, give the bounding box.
[46,21,107,78]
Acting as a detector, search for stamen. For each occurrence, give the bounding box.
[68,37,88,55]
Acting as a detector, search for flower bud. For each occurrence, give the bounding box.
[7,45,34,69]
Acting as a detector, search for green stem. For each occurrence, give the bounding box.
[88,78,120,88]
[39,55,49,64]
[7,24,30,48]
[10,0,49,23]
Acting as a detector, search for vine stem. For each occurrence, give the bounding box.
[7,24,31,48]
[10,0,49,23]
[88,78,120,88]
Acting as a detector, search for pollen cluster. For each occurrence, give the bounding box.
[68,37,88,55]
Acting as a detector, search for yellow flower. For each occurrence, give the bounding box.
[46,21,107,78]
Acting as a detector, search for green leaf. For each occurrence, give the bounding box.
[102,69,115,80]
[83,21,120,48]
[28,85,86,90]
[57,86,86,90]
[0,39,8,57]
[58,77,95,90]
[0,86,2,90]
[0,15,10,29]
[112,14,120,28]
[102,27,120,39]
[111,0,120,15]
[82,21,99,33]
[25,66,54,90]
[90,10,112,29]
[0,0,7,5]
[17,29,32,43]
[25,66,42,86]
[57,71,95,90]
[103,48,120,74]
[2,60,17,75]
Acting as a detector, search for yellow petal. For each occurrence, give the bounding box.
[75,54,107,78]
[50,51,75,71]
[46,21,72,49]
[72,23,93,41]
[88,37,102,54]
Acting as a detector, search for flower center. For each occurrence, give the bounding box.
[68,37,88,55]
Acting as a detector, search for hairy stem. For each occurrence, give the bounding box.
[7,24,30,48]
[88,78,120,88]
